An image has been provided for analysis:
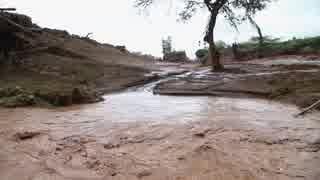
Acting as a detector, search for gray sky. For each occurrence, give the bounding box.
[4,0,320,58]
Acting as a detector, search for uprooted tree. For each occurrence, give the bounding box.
[135,0,274,71]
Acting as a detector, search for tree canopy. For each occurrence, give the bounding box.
[135,0,272,27]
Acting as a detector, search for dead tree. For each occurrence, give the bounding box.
[0,8,16,12]
[296,100,320,117]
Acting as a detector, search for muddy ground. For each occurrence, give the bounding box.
[155,56,320,110]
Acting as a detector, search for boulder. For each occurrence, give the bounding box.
[115,46,127,53]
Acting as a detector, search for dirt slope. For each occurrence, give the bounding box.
[0,13,158,107]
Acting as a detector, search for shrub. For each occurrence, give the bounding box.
[195,49,208,59]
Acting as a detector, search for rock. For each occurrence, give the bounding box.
[194,144,213,153]
[177,156,186,161]
[72,88,86,104]
[194,132,206,138]
[115,46,127,53]
[85,160,101,169]
[55,147,63,151]
[14,131,41,140]
[137,170,152,178]
[193,128,211,138]
[109,170,117,177]
[53,93,73,106]
[104,143,120,149]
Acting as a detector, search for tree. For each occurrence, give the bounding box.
[134,0,273,71]
[248,15,264,58]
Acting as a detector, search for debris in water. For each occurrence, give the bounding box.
[137,170,152,178]
[104,143,120,149]
[14,131,41,140]
[194,132,206,138]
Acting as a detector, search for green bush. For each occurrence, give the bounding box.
[195,49,208,58]
[236,36,320,58]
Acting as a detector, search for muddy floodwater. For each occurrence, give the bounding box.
[0,83,319,180]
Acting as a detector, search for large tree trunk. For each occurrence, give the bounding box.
[208,42,223,70]
[204,12,223,71]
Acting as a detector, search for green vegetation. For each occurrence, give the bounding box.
[195,40,227,59]
[196,36,320,60]
[237,36,320,58]
[195,49,208,59]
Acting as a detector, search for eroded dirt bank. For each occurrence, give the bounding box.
[0,87,319,180]
[155,57,320,110]
[1,12,180,107]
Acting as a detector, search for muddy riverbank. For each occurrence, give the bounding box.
[155,58,320,110]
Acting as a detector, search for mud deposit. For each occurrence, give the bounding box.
[0,84,319,180]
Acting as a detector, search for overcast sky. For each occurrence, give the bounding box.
[3,0,320,58]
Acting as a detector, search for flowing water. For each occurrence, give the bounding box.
[0,78,319,180]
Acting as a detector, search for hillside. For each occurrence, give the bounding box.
[0,12,158,107]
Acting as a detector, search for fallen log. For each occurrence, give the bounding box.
[0,8,16,12]
[296,100,320,117]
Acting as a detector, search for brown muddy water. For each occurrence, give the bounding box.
[0,82,319,180]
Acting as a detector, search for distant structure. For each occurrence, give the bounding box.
[162,36,188,62]
[162,36,172,56]
[163,51,188,62]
